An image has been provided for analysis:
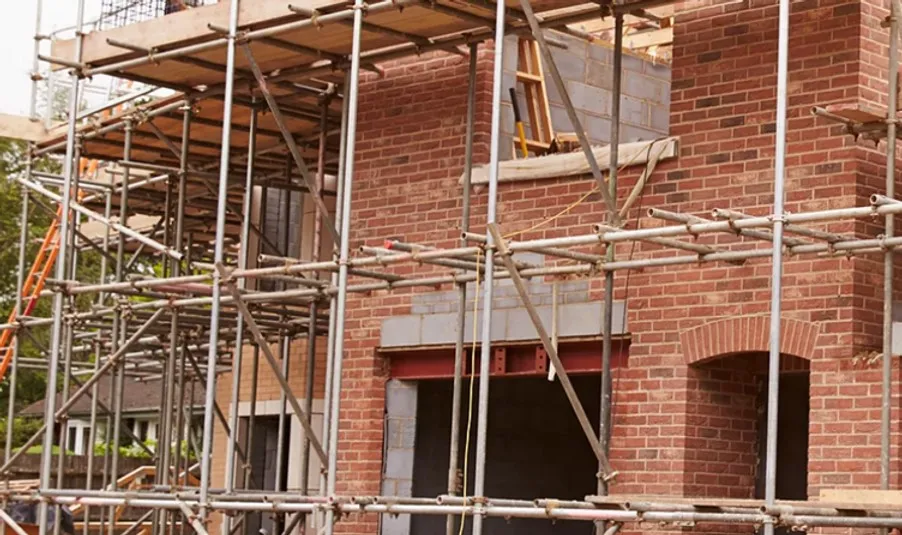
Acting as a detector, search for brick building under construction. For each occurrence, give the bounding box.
[1,0,902,535]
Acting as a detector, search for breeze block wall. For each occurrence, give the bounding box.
[499,34,672,160]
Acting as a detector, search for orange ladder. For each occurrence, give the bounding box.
[0,81,132,382]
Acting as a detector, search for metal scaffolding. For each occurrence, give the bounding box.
[2,0,902,534]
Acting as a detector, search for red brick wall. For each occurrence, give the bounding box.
[333,0,897,530]
[212,1,902,534]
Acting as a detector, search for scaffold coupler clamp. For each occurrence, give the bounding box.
[599,468,619,483]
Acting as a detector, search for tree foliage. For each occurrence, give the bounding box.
[0,139,55,427]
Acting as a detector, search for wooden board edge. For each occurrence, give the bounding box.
[0,114,50,143]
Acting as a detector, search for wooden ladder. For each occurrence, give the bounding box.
[513,37,554,158]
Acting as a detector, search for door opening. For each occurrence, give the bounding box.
[755,372,809,532]
[410,375,601,535]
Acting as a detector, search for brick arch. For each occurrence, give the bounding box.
[680,315,819,366]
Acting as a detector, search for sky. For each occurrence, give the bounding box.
[0,1,104,116]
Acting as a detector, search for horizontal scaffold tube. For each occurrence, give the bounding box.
[8,492,902,529]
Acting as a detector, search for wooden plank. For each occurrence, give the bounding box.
[516,71,543,83]
[0,114,51,143]
[530,39,554,143]
[463,136,678,185]
[819,489,902,506]
[51,0,333,67]
[823,103,887,124]
[623,27,673,50]
[53,0,602,68]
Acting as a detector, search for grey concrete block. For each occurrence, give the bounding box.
[620,124,661,143]
[410,304,432,315]
[517,252,544,267]
[588,43,613,63]
[438,290,458,303]
[550,105,583,137]
[549,47,586,82]
[546,75,562,105]
[386,380,418,418]
[893,302,902,322]
[506,306,554,341]
[894,322,902,356]
[380,511,410,535]
[462,309,507,344]
[585,115,612,145]
[396,479,413,498]
[554,32,586,53]
[432,301,453,314]
[497,285,522,298]
[387,419,402,448]
[384,449,414,479]
[502,71,516,98]
[421,312,459,346]
[381,478,396,496]
[500,136,514,161]
[622,70,668,104]
[586,60,614,91]
[381,315,422,347]
[528,283,552,295]
[559,280,588,293]
[502,35,519,72]
[622,53,645,74]
[564,291,590,304]
[650,103,670,133]
[620,95,648,127]
[412,292,443,304]
[644,59,671,80]
[567,81,612,116]
[398,419,416,449]
[558,301,603,337]
[493,297,521,309]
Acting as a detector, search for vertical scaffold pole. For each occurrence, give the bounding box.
[37,1,85,533]
[763,0,791,533]
[319,74,350,534]
[599,13,623,504]
[3,148,33,535]
[881,0,900,499]
[325,2,362,533]
[201,0,241,520]
[29,0,43,120]
[472,7,505,535]
[108,119,133,535]
[446,42,478,535]
[223,103,257,535]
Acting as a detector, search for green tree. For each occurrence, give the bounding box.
[0,138,54,426]
[0,137,106,447]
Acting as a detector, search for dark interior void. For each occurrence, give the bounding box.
[239,415,289,535]
[411,376,600,535]
[756,373,809,534]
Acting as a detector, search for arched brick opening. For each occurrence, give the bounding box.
[683,351,810,535]
[680,317,815,534]
[680,316,819,367]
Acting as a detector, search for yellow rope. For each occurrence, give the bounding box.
[458,251,481,534]
[454,140,668,526]
[502,140,664,241]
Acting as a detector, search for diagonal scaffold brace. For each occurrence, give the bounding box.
[216,263,328,466]
[514,0,619,224]
[239,42,341,245]
[486,223,616,481]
